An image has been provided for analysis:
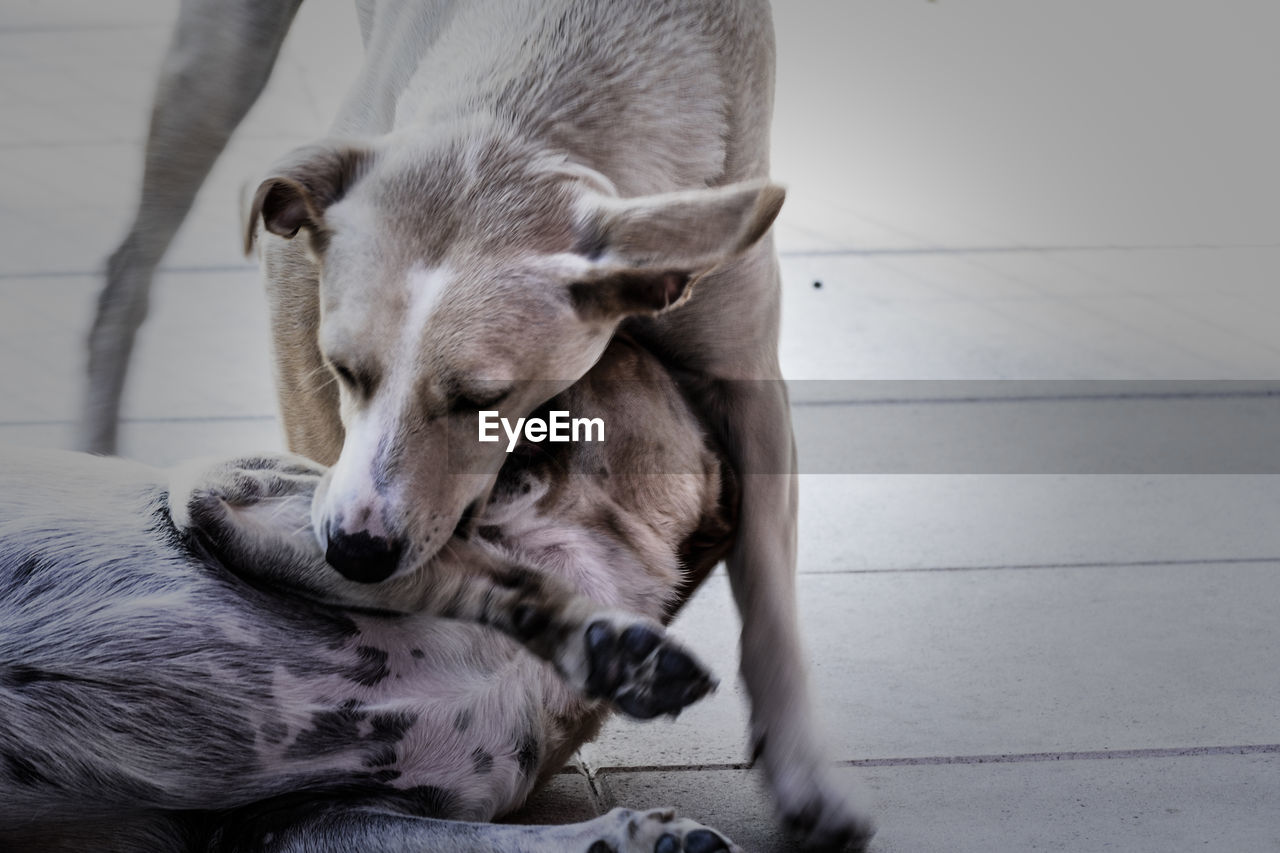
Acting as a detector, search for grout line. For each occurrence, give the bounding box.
[790,388,1280,408]
[0,415,278,428]
[798,557,1280,576]
[5,241,1279,280]
[0,23,169,35]
[572,753,615,813]
[779,243,1280,259]
[843,744,1280,768]
[593,744,1280,776]
[0,264,255,281]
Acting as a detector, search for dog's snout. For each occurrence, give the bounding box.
[325,529,404,584]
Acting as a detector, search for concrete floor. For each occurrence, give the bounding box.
[2,1,1278,850]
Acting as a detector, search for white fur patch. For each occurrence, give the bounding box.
[321,408,395,540]
[402,263,453,358]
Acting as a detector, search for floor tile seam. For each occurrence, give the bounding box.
[0,415,278,428]
[0,264,256,280]
[780,243,1280,259]
[797,557,1280,576]
[571,754,617,813]
[588,744,1280,776]
[790,389,1280,407]
[0,24,169,36]
[842,744,1280,768]
[7,241,1280,280]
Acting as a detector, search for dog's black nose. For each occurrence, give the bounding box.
[325,530,403,583]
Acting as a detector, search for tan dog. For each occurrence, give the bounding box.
[84,1,871,848]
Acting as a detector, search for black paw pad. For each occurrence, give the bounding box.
[656,647,700,680]
[585,620,622,697]
[587,842,615,853]
[654,835,681,853]
[586,620,715,719]
[620,624,661,658]
[648,649,714,713]
[684,829,729,853]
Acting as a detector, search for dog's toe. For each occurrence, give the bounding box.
[587,808,740,853]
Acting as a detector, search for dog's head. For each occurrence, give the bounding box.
[246,125,782,584]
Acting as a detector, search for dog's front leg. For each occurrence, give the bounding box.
[716,377,876,851]
[217,803,740,853]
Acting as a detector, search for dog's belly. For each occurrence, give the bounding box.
[255,613,598,821]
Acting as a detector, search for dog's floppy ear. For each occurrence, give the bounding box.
[244,142,372,255]
[569,179,785,318]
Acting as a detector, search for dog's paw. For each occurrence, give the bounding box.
[584,618,716,719]
[552,613,715,719]
[169,453,324,528]
[584,807,741,853]
[764,755,876,852]
[167,453,327,573]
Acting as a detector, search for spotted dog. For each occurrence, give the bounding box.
[3,339,739,852]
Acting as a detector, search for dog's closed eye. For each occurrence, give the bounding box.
[329,359,378,397]
[450,386,511,414]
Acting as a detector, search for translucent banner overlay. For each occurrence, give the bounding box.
[447,380,1280,475]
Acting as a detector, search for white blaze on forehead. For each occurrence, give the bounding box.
[403,263,453,353]
[529,251,599,280]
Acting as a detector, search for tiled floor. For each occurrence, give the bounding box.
[1,2,1278,851]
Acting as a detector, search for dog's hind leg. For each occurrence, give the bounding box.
[215,802,740,853]
[79,0,303,455]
